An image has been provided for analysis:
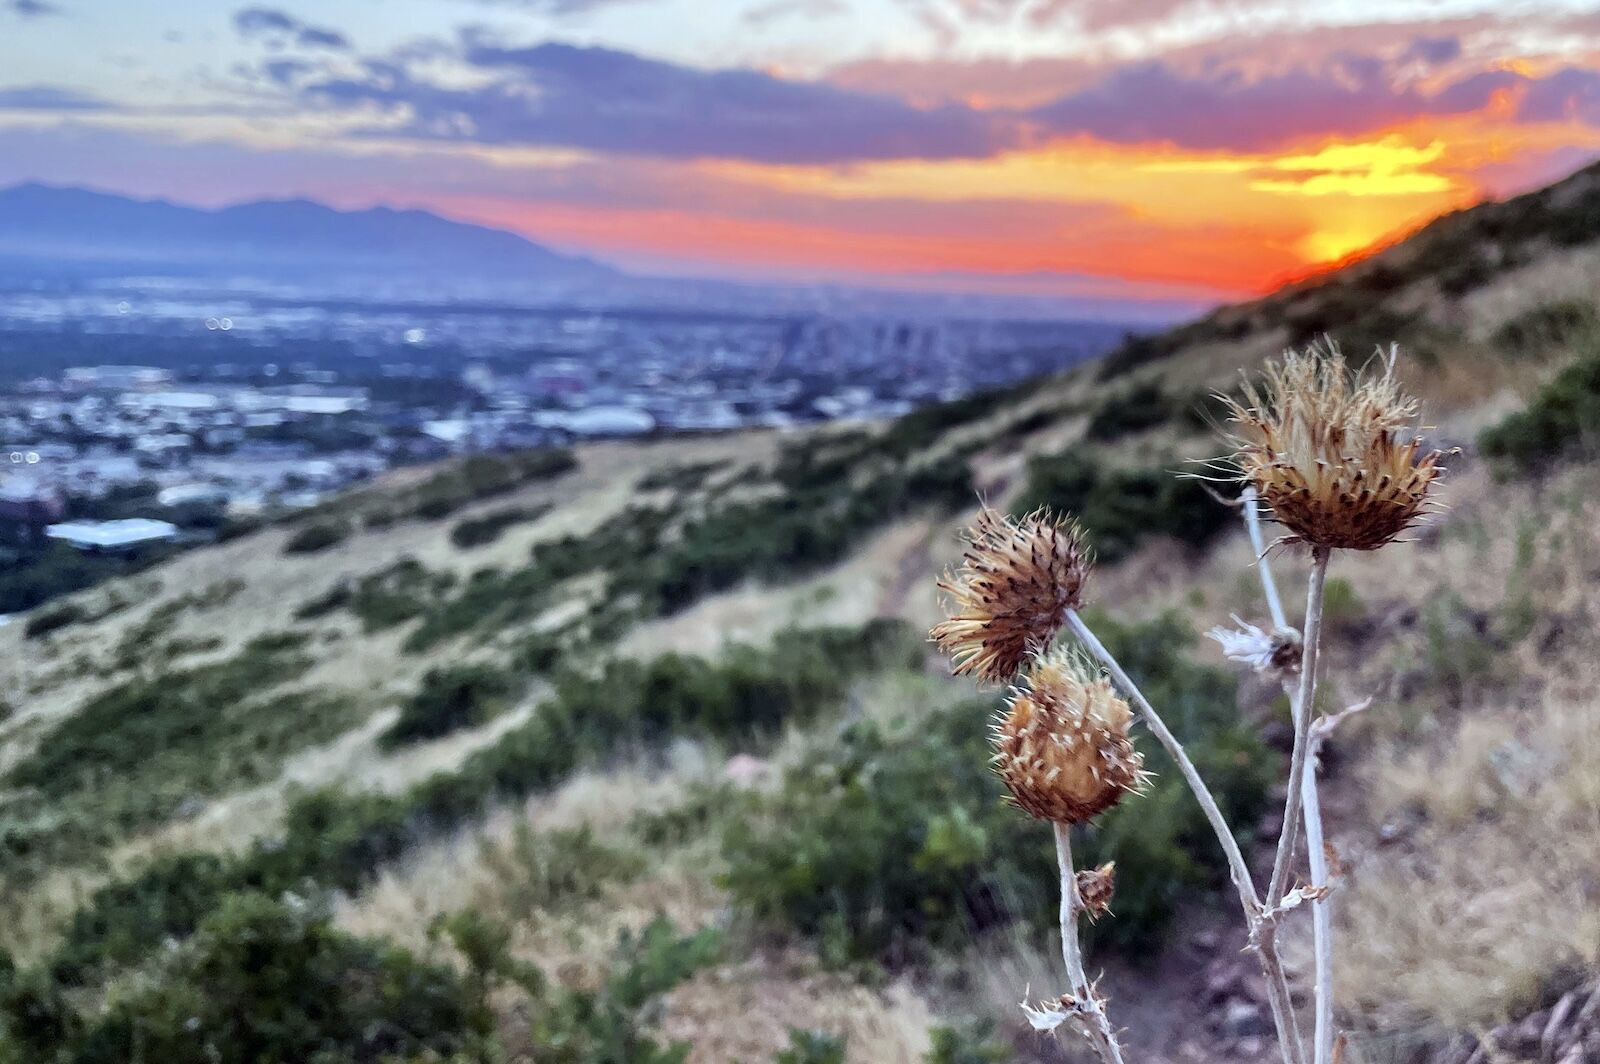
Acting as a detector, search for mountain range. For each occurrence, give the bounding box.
[0,182,617,282]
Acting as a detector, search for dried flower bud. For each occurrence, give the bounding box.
[1075,862,1116,921]
[993,649,1144,825]
[1220,343,1446,551]
[931,507,1090,683]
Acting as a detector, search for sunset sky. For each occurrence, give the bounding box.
[3,0,1600,310]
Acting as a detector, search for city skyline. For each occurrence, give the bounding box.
[3,0,1600,307]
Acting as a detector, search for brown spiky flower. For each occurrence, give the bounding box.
[931,507,1089,683]
[993,649,1144,824]
[1220,343,1446,551]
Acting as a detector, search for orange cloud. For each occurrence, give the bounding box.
[442,112,1599,301]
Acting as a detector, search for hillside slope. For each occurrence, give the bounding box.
[4,160,1600,1063]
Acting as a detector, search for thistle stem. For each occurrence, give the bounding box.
[1243,487,1290,633]
[1054,823,1127,1064]
[1301,730,1336,1064]
[1065,610,1257,914]
[1268,548,1329,905]
[1242,497,1337,1064]
[1065,608,1306,1064]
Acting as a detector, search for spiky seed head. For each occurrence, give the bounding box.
[1075,862,1116,922]
[993,648,1144,825]
[1220,342,1446,551]
[930,507,1090,684]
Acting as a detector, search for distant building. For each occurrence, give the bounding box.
[157,484,230,508]
[538,406,656,437]
[64,366,171,391]
[46,518,179,552]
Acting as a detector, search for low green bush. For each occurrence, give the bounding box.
[1493,299,1597,357]
[22,602,86,640]
[0,633,359,876]
[1085,380,1176,440]
[19,899,719,1064]
[776,1030,847,1064]
[449,503,550,549]
[722,696,1055,965]
[350,559,455,632]
[923,1021,1010,1064]
[638,460,728,492]
[722,614,1271,962]
[404,449,576,523]
[1011,451,1232,562]
[379,664,518,749]
[1480,353,1600,471]
[294,581,352,620]
[58,892,479,1064]
[283,519,350,555]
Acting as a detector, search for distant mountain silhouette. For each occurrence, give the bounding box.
[0,183,617,281]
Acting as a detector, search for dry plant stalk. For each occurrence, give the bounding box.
[932,342,1445,1064]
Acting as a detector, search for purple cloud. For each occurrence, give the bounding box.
[305,42,1014,164]
[5,0,62,16]
[0,86,110,111]
[1402,36,1463,66]
[1026,57,1600,150]
[234,6,349,50]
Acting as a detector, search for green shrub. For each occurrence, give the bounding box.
[1480,354,1600,471]
[7,635,312,802]
[776,1030,847,1064]
[722,614,1270,961]
[283,519,350,555]
[722,697,1055,964]
[1085,380,1175,440]
[406,420,975,649]
[22,602,86,640]
[0,635,360,875]
[521,915,719,1064]
[403,449,576,523]
[449,503,550,549]
[61,893,481,1064]
[1011,451,1232,562]
[294,581,353,620]
[350,558,454,632]
[1493,299,1598,356]
[638,460,728,492]
[923,1021,1010,1064]
[0,541,143,616]
[51,854,242,983]
[380,664,518,749]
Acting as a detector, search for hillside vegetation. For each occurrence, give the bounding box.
[3,159,1600,1063]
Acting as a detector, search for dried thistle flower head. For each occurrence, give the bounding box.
[993,649,1144,824]
[1208,615,1302,675]
[1220,342,1446,551]
[1075,862,1116,921]
[930,507,1089,683]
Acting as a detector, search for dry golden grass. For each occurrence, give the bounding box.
[1338,684,1600,1030]
[335,754,714,950]
[658,956,936,1064]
